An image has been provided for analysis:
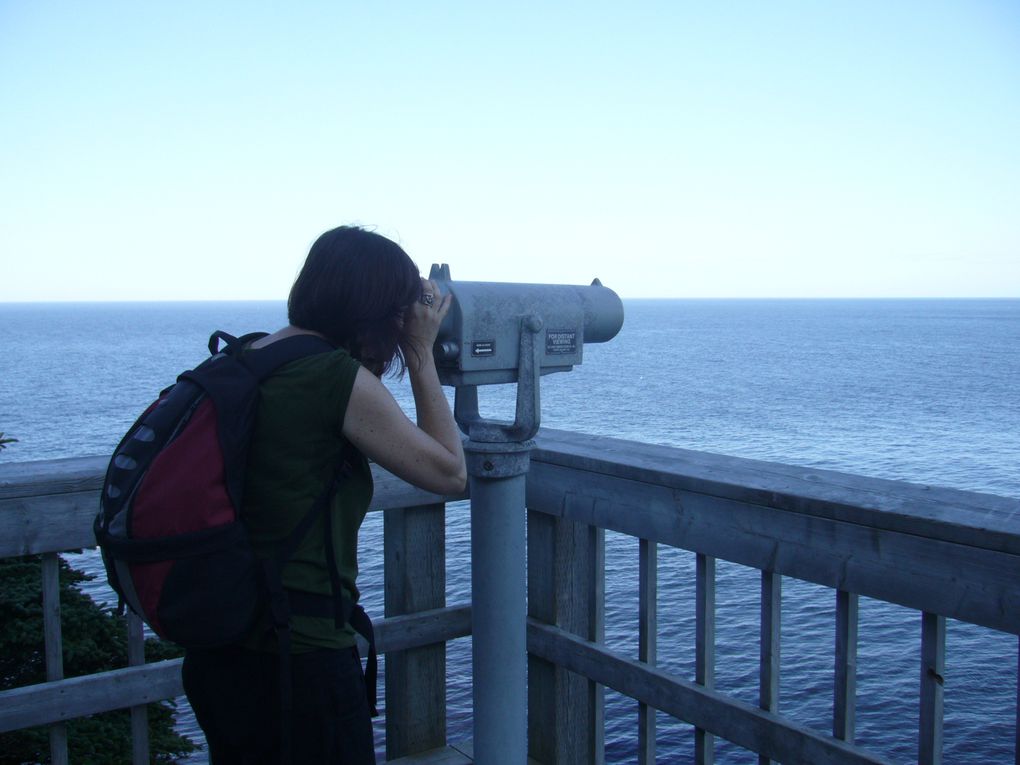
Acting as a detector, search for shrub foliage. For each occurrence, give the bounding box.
[0,555,197,764]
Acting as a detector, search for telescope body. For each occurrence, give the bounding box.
[424,266,625,764]
[429,265,624,387]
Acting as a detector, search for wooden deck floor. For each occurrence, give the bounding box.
[385,742,471,765]
[386,740,541,764]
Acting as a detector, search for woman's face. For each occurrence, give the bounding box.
[357,308,410,377]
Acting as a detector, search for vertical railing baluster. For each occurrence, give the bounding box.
[834,589,859,742]
[638,538,657,765]
[919,611,946,765]
[695,553,716,765]
[384,503,447,760]
[528,510,557,765]
[593,526,607,762]
[1015,635,1019,765]
[758,570,782,765]
[127,610,149,764]
[527,512,604,765]
[41,553,68,765]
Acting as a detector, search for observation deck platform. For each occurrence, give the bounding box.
[2,429,1018,764]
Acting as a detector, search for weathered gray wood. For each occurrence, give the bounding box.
[834,590,859,742]
[527,510,557,764]
[638,538,657,765]
[385,503,448,760]
[445,740,543,764]
[759,571,782,765]
[0,455,107,499]
[919,612,946,765]
[525,462,1020,634]
[375,605,472,654]
[0,660,184,732]
[385,744,473,764]
[370,469,468,512]
[532,429,1020,555]
[593,524,606,759]
[7,435,1020,764]
[48,718,68,764]
[41,553,68,765]
[126,611,145,665]
[0,604,470,738]
[563,519,605,765]
[528,620,895,765]
[696,553,716,765]
[381,740,549,765]
[127,611,150,765]
[527,511,605,765]
[0,461,464,557]
[7,433,1019,553]
[0,491,101,556]
[0,456,464,504]
[41,554,63,683]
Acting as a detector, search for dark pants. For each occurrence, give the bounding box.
[182,645,376,765]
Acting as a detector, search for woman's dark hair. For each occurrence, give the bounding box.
[288,226,421,376]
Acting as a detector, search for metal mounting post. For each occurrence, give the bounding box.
[459,315,542,765]
[467,439,531,765]
[454,313,543,443]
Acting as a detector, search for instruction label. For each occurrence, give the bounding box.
[546,329,577,355]
[472,341,495,357]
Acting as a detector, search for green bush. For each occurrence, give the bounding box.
[0,556,198,764]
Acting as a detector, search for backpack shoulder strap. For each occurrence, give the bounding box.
[239,334,338,381]
[208,330,270,355]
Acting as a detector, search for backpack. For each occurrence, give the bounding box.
[93,330,377,716]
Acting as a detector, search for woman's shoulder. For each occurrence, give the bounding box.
[252,347,363,436]
[246,329,360,376]
[269,346,362,391]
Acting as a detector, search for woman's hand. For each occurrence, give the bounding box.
[400,278,452,371]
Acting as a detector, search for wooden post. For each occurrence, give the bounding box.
[834,590,859,742]
[41,553,68,765]
[759,570,781,765]
[528,510,557,765]
[919,611,946,765]
[638,538,657,765]
[696,553,716,765]
[384,503,447,760]
[126,610,150,765]
[528,509,605,765]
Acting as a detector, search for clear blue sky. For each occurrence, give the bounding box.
[2,1,1018,299]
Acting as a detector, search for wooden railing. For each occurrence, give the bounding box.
[525,429,1020,765]
[2,429,1018,764]
[0,456,470,764]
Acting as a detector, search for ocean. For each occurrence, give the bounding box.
[1,299,1018,763]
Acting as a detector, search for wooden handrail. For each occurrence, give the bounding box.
[2,430,1018,764]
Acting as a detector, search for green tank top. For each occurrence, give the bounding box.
[240,346,373,652]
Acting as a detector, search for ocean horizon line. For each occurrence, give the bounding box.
[2,295,1019,305]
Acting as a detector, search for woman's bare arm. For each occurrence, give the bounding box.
[342,280,467,495]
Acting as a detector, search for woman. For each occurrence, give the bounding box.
[182,226,467,764]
